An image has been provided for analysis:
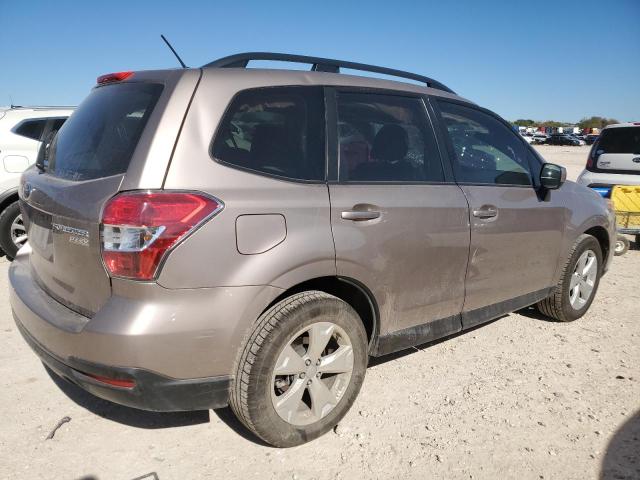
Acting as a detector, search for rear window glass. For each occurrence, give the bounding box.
[48,83,163,181]
[598,127,640,154]
[211,86,325,181]
[14,119,47,141]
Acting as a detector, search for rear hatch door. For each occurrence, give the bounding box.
[596,126,640,173]
[20,71,198,316]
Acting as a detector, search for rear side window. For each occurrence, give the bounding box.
[337,93,443,182]
[48,83,163,181]
[212,87,325,181]
[597,127,640,154]
[14,119,47,141]
[438,101,532,186]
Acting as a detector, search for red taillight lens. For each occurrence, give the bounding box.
[101,191,222,280]
[97,71,134,84]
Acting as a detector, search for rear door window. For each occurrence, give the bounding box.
[14,119,47,141]
[336,92,443,182]
[48,83,163,181]
[597,127,640,153]
[438,101,532,186]
[212,86,325,181]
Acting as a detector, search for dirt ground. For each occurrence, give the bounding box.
[1,146,638,480]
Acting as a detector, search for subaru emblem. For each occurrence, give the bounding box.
[633,157,640,164]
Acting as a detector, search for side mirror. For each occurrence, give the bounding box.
[540,163,566,190]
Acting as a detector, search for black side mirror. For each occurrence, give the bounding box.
[540,163,566,190]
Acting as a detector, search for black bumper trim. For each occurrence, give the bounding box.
[15,317,231,412]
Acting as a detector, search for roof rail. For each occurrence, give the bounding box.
[8,105,75,110]
[202,52,455,94]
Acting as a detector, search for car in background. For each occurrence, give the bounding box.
[577,123,640,190]
[519,132,533,143]
[532,133,549,144]
[586,134,599,145]
[0,106,73,258]
[568,133,587,145]
[548,134,581,146]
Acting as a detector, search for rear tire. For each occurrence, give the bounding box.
[0,201,25,261]
[614,236,629,256]
[229,291,368,447]
[537,234,602,322]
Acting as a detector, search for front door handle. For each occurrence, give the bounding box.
[341,210,381,221]
[472,206,498,219]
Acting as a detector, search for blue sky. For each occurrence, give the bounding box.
[1,0,638,122]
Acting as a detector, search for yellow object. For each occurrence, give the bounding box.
[611,185,640,229]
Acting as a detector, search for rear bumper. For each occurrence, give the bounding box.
[15,318,231,411]
[576,169,640,188]
[9,247,283,411]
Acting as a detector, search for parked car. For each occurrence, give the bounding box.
[0,106,73,258]
[586,134,599,145]
[10,53,615,447]
[532,133,549,144]
[568,133,587,145]
[548,134,582,146]
[577,123,640,191]
[520,132,533,143]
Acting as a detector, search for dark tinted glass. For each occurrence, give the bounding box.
[49,118,67,132]
[337,93,443,182]
[212,87,325,181]
[597,127,640,154]
[14,119,46,141]
[439,102,532,186]
[48,83,163,181]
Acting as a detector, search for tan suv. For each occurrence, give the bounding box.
[10,53,615,447]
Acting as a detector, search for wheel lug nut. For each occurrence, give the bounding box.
[299,373,306,379]
[305,359,312,366]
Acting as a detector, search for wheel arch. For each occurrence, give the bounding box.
[584,225,610,261]
[263,276,380,352]
[0,188,19,213]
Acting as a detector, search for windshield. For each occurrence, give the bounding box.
[48,82,163,180]
[598,127,640,154]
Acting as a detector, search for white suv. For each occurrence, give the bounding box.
[577,123,640,189]
[0,106,73,258]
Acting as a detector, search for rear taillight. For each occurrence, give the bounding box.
[101,191,222,280]
[586,139,600,171]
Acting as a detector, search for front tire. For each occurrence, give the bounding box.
[537,234,602,322]
[0,201,26,261]
[230,291,368,447]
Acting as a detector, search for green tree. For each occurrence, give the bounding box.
[513,119,536,127]
[578,116,620,130]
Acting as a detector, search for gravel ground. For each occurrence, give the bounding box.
[1,146,638,480]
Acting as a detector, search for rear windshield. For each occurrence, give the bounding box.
[48,83,163,180]
[598,127,640,154]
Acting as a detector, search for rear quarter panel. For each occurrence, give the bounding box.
[158,70,336,289]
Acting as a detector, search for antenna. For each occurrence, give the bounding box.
[160,34,187,68]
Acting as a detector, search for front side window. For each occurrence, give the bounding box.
[14,119,47,141]
[438,101,532,186]
[212,87,325,181]
[337,93,443,182]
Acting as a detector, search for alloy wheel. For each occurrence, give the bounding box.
[271,322,354,426]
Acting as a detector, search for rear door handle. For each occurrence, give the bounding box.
[472,206,498,219]
[341,210,381,221]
